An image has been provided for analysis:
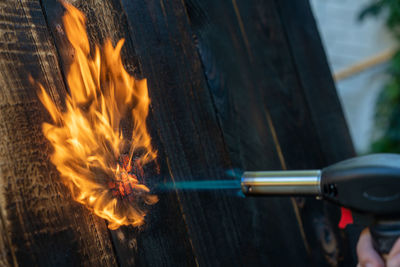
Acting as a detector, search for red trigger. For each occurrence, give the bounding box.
[338,207,353,229]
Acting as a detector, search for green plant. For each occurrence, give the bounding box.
[359,1,400,152]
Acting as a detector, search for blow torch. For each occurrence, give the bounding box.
[241,153,400,255]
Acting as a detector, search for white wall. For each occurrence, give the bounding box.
[309,0,395,153]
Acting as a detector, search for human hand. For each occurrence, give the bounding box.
[357,228,400,267]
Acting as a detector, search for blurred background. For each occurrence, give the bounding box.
[310,0,399,154]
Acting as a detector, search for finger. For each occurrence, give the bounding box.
[387,238,400,267]
[357,228,385,267]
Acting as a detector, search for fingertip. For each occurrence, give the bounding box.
[357,228,373,254]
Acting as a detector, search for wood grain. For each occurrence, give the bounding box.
[274,0,355,164]
[119,0,317,266]
[184,0,357,265]
[0,0,357,266]
[0,1,117,266]
[275,1,358,265]
[40,0,197,266]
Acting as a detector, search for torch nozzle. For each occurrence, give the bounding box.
[241,170,321,195]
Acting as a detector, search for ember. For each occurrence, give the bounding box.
[35,2,158,230]
[108,155,149,201]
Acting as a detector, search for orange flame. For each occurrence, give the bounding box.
[36,2,157,230]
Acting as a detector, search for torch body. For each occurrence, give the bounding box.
[241,153,400,255]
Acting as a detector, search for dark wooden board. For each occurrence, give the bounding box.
[183,0,357,265]
[119,0,318,266]
[274,0,359,263]
[274,0,355,164]
[0,0,117,266]
[0,0,357,266]
[40,0,197,266]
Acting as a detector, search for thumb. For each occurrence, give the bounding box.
[357,228,384,267]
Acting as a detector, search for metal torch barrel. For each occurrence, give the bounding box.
[241,170,322,195]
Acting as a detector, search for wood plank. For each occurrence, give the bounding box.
[274,0,355,164]
[0,1,117,266]
[0,0,358,266]
[40,0,197,266]
[274,0,359,264]
[119,0,314,266]
[183,0,356,265]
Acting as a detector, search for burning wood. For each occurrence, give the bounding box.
[34,2,157,230]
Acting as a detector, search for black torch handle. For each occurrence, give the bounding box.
[370,221,400,256]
